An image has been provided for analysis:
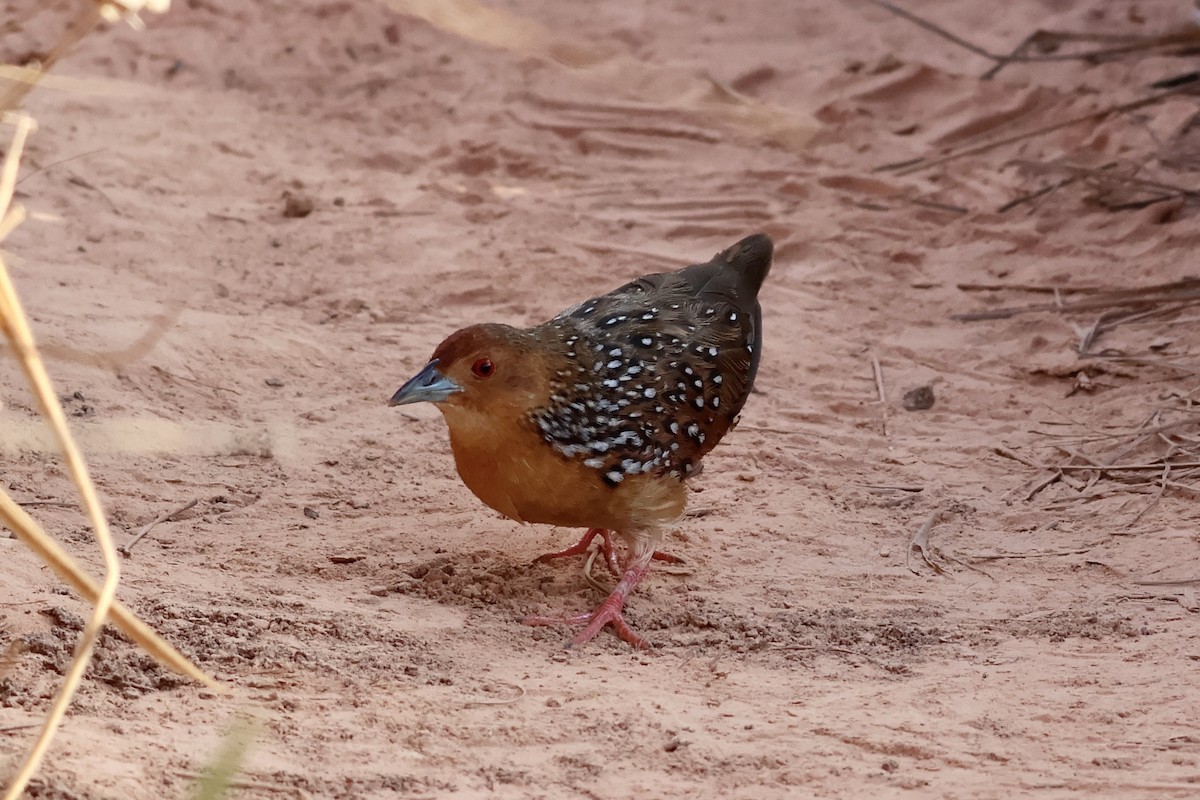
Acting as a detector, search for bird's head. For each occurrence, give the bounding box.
[388,323,547,418]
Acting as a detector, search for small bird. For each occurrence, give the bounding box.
[389,233,772,648]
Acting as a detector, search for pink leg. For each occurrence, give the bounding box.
[525,556,653,649]
[533,527,620,575]
[534,528,683,575]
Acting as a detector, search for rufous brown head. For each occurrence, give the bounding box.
[388,323,546,415]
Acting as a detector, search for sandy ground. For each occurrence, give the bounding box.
[3,0,1200,797]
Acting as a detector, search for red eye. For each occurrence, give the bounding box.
[471,358,495,378]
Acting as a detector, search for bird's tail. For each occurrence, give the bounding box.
[719,233,773,299]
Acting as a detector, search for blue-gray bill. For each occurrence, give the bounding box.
[388,358,463,406]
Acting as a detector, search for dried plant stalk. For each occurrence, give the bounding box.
[0,491,221,688]
[0,111,123,800]
[0,2,228,796]
[0,110,216,800]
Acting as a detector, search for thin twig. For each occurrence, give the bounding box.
[151,365,241,397]
[997,177,1077,213]
[0,111,124,800]
[1161,480,1200,497]
[957,281,1107,295]
[966,537,1108,561]
[1024,470,1063,501]
[871,354,887,405]
[866,0,1200,74]
[985,29,1200,80]
[907,504,955,576]
[1055,461,1200,472]
[581,546,609,593]
[981,28,1040,81]
[15,147,107,186]
[865,0,995,61]
[885,85,1197,177]
[1008,159,1200,200]
[954,276,1200,322]
[940,551,997,579]
[871,351,889,439]
[119,498,199,557]
[906,196,969,214]
[0,6,101,114]
[1127,464,1171,528]
[993,446,1045,469]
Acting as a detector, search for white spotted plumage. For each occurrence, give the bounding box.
[528,236,769,489]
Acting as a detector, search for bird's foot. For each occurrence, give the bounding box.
[534,528,683,575]
[524,559,652,649]
[533,527,621,575]
[524,594,649,650]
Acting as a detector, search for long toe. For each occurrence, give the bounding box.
[526,548,655,648]
[523,592,650,649]
[534,528,622,576]
[570,602,649,650]
[534,528,610,563]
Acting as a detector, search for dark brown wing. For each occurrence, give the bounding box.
[610,233,771,410]
[529,234,773,487]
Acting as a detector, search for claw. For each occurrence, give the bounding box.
[524,558,652,648]
[534,528,620,575]
[535,528,681,574]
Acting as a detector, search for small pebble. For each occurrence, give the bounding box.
[902,384,935,411]
[282,190,314,218]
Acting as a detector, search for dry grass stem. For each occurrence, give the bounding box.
[954,277,1200,323]
[1,110,125,800]
[883,84,1197,177]
[1,8,220,790]
[965,537,1108,562]
[907,504,956,576]
[0,492,219,688]
[119,497,200,556]
[1003,398,1200,521]
[0,6,101,114]
[867,0,1200,77]
[870,351,889,439]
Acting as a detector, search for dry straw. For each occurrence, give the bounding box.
[1,3,220,798]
